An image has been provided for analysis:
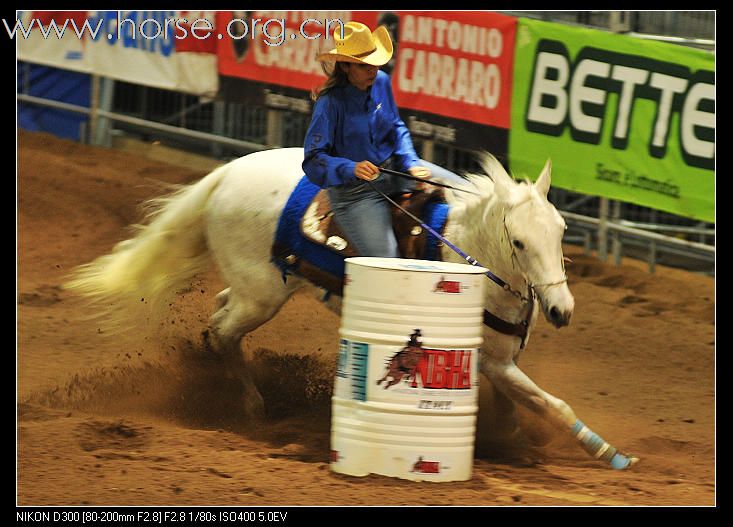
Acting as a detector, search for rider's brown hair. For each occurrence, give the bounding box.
[310,61,350,102]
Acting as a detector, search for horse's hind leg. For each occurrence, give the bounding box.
[481,355,639,469]
[207,287,290,419]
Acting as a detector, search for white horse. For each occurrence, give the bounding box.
[65,147,638,469]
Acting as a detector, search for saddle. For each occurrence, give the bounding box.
[272,186,446,295]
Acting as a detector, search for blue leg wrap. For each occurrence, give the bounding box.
[572,419,634,469]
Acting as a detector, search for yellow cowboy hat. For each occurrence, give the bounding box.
[317,21,393,66]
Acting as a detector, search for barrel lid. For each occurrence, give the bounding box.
[345,257,488,275]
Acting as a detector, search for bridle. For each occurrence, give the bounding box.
[502,199,569,303]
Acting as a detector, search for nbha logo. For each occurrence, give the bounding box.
[411,349,472,389]
[377,330,472,390]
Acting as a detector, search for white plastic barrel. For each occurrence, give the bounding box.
[330,257,487,482]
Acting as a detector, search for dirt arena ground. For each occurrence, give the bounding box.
[17,131,715,506]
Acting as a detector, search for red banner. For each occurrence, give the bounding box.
[217,11,376,96]
[217,11,516,128]
[392,12,516,129]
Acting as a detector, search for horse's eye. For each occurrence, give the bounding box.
[512,240,525,250]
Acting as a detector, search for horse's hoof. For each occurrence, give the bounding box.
[611,452,639,470]
[201,329,218,355]
[244,398,266,421]
[243,388,266,421]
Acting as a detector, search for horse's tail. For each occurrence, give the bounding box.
[64,163,230,331]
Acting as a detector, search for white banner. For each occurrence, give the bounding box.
[15,11,91,73]
[15,10,218,96]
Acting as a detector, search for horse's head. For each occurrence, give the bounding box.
[503,159,574,327]
[450,155,575,328]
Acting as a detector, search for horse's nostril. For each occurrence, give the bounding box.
[548,306,571,327]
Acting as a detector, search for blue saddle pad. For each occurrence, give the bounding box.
[272,176,450,282]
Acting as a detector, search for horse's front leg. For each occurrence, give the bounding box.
[480,340,638,470]
[376,371,389,385]
[385,375,403,388]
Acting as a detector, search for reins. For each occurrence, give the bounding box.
[378,167,481,196]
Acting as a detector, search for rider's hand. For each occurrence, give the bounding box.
[408,165,431,190]
[354,160,380,181]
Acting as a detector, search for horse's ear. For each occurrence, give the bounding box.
[479,153,513,203]
[491,169,512,203]
[535,158,552,197]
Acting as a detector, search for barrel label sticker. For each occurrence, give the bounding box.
[376,329,474,391]
[398,263,442,271]
[410,457,441,474]
[336,339,349,379]
[350,341,369,401]
[417,399,453,410]
[433,276,462,294]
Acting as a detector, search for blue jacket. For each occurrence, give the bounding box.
[302,70,420,188]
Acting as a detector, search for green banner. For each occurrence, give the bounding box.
[509,18,714,222]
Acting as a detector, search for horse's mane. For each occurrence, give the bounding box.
[444,151,533,209]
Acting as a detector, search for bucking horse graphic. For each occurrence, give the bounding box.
[377,329,424,389]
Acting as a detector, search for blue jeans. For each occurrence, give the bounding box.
[327,159,458,258]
